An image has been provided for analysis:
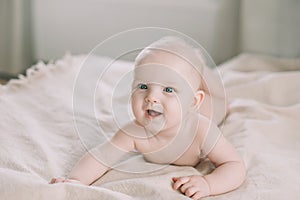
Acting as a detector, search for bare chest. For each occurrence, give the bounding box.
[135,115,203,166]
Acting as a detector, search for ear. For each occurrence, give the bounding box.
[192,90,205,111]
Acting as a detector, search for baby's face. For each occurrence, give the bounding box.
[131,52,202,134]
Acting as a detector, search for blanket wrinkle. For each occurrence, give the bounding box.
[1,53,299,199]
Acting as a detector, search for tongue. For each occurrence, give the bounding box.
[148,110,161,117]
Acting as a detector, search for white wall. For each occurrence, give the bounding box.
[32,0,240,64]
[0,0,33,75]
[2,0,300,75]
[240,0,300,57]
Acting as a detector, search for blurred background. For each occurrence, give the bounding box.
[0,0,299,80]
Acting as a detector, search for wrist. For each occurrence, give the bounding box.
[202,176,212,196]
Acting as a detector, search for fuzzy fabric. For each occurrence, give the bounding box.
[0,53,299,200]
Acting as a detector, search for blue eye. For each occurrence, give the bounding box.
[138,84,148,90]
[164,87,174,93]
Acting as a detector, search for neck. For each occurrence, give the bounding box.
[146,121,182,142]
[154,111,197,141]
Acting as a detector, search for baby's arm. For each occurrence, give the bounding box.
[203,134,246,195]
[50,130,135,185]
[173,123,246,199]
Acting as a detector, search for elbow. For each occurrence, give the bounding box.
[235,159,247,188]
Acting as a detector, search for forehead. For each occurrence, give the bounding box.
[134,64,187,86]
[138,51,192,70]
[135,51,201,90]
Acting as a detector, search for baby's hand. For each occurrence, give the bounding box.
[172,175,210,200]
[49,177,82,184]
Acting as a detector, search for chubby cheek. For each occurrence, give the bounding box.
[177,94,194,114]
[131,92,144,119]
[163,100,182,124]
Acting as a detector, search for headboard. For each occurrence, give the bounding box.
[32,0,240,65]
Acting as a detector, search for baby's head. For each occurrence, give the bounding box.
[135,36,205,92]
[131,37,206,133]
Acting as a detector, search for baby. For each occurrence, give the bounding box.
[50,37,246,199]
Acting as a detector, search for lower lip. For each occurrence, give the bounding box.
[145,111,161,119]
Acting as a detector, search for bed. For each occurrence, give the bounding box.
[1,53,299,199]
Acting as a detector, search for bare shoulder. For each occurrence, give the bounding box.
[195,115,242,165]
[110,122,142,151]
[202,66,225,97]
[195,114,219,142]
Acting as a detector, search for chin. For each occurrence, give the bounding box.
[145,118,166,133]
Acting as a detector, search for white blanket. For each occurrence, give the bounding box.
[0,53,299,199]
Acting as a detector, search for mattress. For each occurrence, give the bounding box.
[0,53,299,199]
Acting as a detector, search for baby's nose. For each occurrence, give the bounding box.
[145,91,159,103]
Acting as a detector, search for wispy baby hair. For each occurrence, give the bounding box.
[135,36,206,89]
[135,36,206,74]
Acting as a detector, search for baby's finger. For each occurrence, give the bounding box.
[50,177,66,184]
[185,186,198,198]
[172,177,179,182]
[49,178,56,184]
[191,191,206,200]
[64,179,82,184]
[179,182,193,194]
[172,176,190,190]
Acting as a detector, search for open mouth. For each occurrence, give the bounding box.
[146,109,162,118]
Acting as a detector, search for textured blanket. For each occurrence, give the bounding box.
[0,53,299,199]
